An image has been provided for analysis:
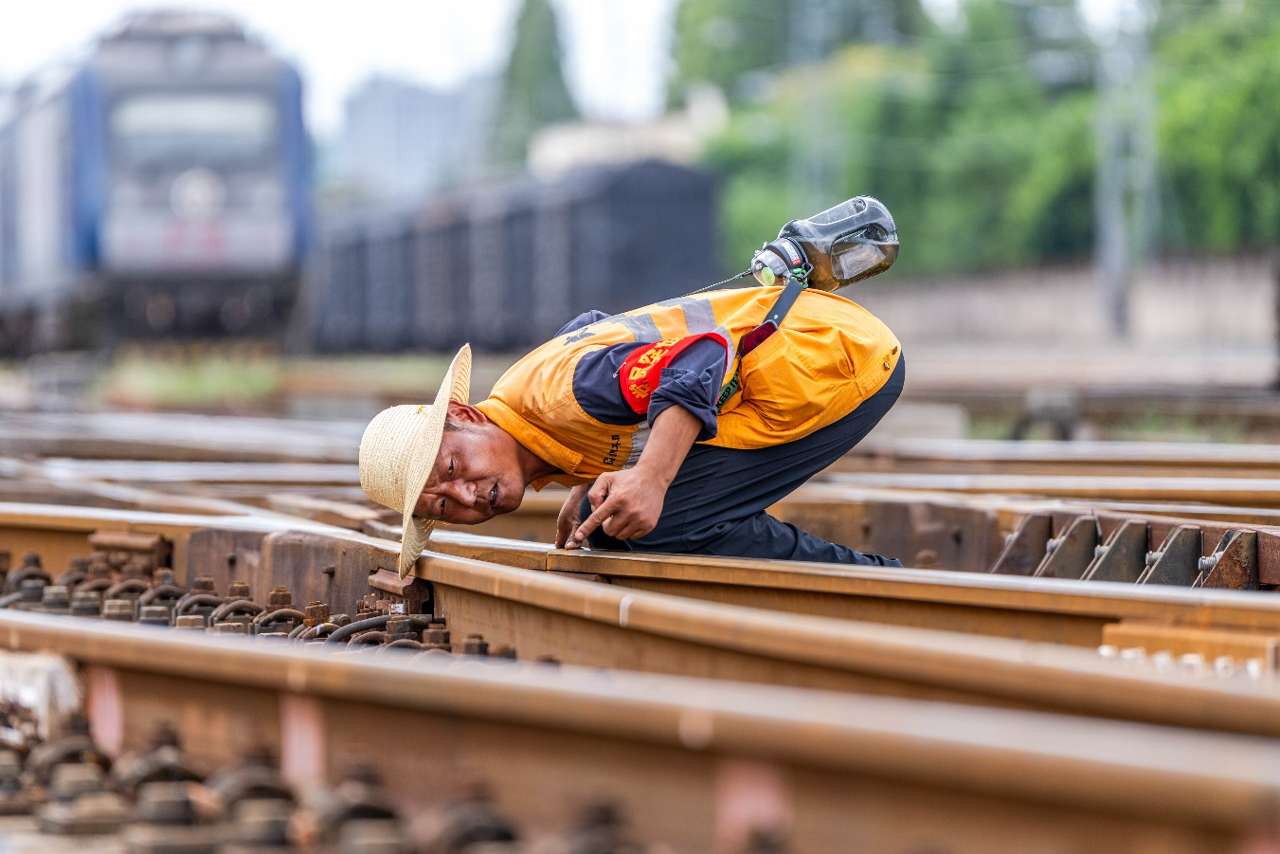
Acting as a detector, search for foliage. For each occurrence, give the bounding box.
[695,0,1280,276]
[1154,3,1280,253]
[491,0,579,168]
[668,0,931,106]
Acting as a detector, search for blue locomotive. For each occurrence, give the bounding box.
[0,11,310,353]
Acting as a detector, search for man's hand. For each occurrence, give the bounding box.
[566,404,702,549]
[555,483,591,548]
[567,467,666,547]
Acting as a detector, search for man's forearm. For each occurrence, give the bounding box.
[569,405,701,547]
[634,405,701,487]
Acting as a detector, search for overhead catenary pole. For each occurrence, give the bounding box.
[788,0,836,217]
[1094,0,1157,340]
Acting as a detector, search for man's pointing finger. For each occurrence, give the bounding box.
[572,494,620,546]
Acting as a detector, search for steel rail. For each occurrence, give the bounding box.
[824,471,1280,507]
[431,530,1280,665]
[8,503,1280,738]
[0,609,1277,852]
[860,437,1280,465]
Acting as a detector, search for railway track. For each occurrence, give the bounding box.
[844,436,1280,477]
[9,416,1280,847]
[430,529,1280,663]
[5,610,1278,853]
[4,504,1280,740]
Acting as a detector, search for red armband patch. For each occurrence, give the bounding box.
[618,332,728,414]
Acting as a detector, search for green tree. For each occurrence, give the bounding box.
[491,0,579,168]
[667,0,932,106]
[700,0,1280,278]
[1154,2,1280,252]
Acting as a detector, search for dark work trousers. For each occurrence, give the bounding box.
[582,356,906,566]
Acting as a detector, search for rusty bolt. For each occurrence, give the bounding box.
[70,591,102,617]
[227,581,251,600]
[267,586,292,608]
[50,763,105,802]
[138,606,171,627]
[102,599,136,622]
[303,602,330,627]
[174,615,205,630]
[337,819,409,851]
[232,798,291,846]
[211,621,248,635]
[385,615,415,639]
[134,781,198,826]
[462,634,489,657]
[40,585,70,612]
[191,576,216,594]
[423,628,450,647]
[18,579,45,603]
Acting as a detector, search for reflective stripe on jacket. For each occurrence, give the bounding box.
[475,286,902,488]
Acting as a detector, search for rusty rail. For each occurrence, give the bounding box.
[1,610,1279,852]
[10,505,1280,739]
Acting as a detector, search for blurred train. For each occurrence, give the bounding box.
[0,11,311,355]
[301,159,719,353]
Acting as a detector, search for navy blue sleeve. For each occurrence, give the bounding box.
[571,337,728,439]
[556,310,611,337]
[647,338,727,441]
[572,343,647,425]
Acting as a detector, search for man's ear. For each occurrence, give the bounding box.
[445,401,487,425]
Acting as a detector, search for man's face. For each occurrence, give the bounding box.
[414,424,525,525]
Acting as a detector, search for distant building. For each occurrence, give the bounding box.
[527,85,728,179]
[332,73,498,202]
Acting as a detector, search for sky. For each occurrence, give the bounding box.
[0,0,679,134]
[0,1,1123,136]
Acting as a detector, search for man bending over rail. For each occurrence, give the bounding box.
[358,285,904,577]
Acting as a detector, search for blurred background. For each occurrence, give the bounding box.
[1,0,1276,442]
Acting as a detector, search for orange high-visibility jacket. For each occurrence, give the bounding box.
[475,286,901,488]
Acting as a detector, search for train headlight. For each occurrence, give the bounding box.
[170,168,226,221]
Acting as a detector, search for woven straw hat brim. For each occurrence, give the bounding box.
[359,345,472,577]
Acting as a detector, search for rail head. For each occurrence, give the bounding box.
[430,529,1280,631]
[2,608,1279,829]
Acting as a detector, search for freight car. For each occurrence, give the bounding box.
[302,159,719,353]
[0,10,311,355]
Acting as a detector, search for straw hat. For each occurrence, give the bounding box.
[359,345,472,577]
